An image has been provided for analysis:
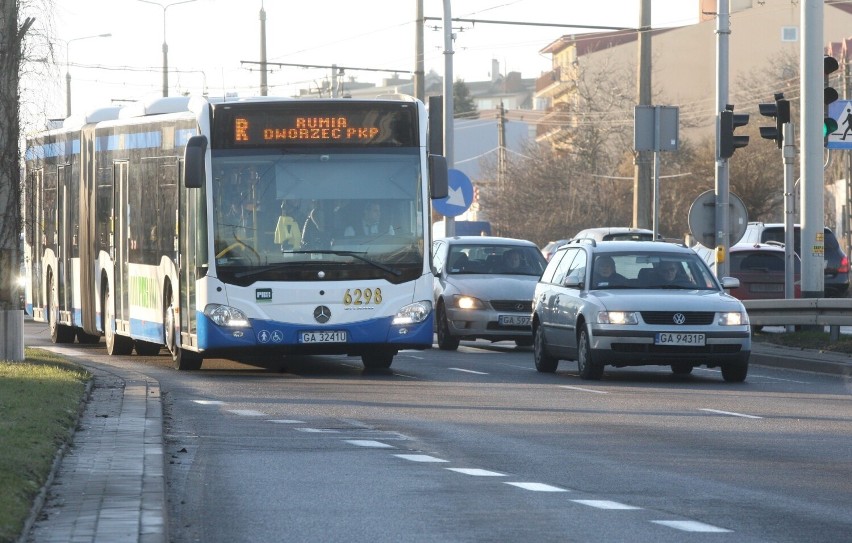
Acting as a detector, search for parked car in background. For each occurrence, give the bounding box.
[532,240,751,382]
[541,239,570,261]
[727,243,801,301]
[740,222,849,297]
[432,236,547,350]
[571,227,656,243]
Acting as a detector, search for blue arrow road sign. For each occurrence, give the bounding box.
[432,168,473,217]
[827,100,852,149]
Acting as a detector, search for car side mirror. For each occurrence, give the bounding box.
[720,276,740,289]
[563,275,584,289]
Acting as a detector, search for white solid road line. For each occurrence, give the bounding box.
[699,408,763,419]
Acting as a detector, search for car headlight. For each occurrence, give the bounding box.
[393,300,432,325]
[597,311,639,325]
[452,294,485,310]
[718,311,748,326]
[204,304,251,328]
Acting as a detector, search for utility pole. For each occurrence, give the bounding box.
[443,0,455,237]
[714,0,732,278]
[414,0,425,101]
[259,4,267,96]
[633,0,652,229]
[497,102,506,190]
[800,0,826,298]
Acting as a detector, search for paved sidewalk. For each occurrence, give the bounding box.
[19,341,850,543]
[23,349,166,543]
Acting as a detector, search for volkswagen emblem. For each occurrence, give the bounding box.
[314,305,331,323]
[672,313,686,325]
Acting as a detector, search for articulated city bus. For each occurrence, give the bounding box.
[23,95,447,369]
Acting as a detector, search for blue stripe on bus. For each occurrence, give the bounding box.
[25,140,81,160]
[195,313,434,350]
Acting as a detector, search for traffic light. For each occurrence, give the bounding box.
[719,105,749,159]
[758,93,790,148]
[824,54,840,140]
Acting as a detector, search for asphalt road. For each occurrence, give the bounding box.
[140,342,852,542]
[24,323,852,542]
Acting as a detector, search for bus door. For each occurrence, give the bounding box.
[57,164,70,321]
[30,169,45,318]
[178,161,199,347]
[115,161,130,331]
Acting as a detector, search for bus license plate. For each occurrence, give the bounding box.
[300,331,348,344]
[655,332,705,346]
[498,315,531,326]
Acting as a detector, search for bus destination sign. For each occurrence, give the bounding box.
[219,104,416,148]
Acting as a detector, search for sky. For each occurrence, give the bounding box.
[27,0,699,123]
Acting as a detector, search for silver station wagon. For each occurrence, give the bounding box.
[532,240,751,382]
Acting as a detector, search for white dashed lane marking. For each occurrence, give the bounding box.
[505,482,568,492]
[227,409,267,417]
[345,440,395,448]
[267,419,305,424]
[652,520,732,533]
[446,468,505,477]
[394,454,449,463]
[193,400,224,405]
[449,368,489,375]
[296,428,340,433]
[559,385,608,394]
[699,408,762,419]
[572,500,641,510]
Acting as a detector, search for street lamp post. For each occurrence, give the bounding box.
[65,33,111,118]
[137,0,197,97]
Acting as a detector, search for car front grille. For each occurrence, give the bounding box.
[611,344,742,354]
[491,300,532,312]
[640,311,715,325]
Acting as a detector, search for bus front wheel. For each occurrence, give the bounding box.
[362,349,394,370]
[165,300,202,371]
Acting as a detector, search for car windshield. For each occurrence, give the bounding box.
[590,252,718,290]
[447,244,546,276]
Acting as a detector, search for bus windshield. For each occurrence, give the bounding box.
[211,148,425,284]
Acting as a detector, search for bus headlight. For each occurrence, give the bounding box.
[393,300,432,325]
[204,304,251,328]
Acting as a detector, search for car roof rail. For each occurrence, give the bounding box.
[568,237,597,247]
[764,240,785,248]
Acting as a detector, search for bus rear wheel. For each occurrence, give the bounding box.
[48,275,75,344]
[103,286,133,356]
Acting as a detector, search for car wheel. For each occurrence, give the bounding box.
[577,325,603,380]
[533,323,558,373]
[721,362,748,383]
[671,363,693,375]
[436,303,460,351]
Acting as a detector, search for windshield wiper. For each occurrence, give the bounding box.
[235,250,402,278]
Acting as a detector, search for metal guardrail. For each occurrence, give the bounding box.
[742,298,852,327]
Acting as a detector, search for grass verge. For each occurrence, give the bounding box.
[0,348,90,543]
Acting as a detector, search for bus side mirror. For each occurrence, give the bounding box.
[184,135,208,189]
[429,154,448,199]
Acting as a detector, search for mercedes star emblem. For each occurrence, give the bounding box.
[314,305,331,323]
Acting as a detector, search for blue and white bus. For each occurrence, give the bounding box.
[23,95,448,370]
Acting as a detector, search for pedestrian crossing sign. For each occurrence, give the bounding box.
[826,100,852,149]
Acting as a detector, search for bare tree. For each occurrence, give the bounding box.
[0,1,34,312]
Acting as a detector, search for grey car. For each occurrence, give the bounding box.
[432,236,547,350]
[532,241,751,382]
